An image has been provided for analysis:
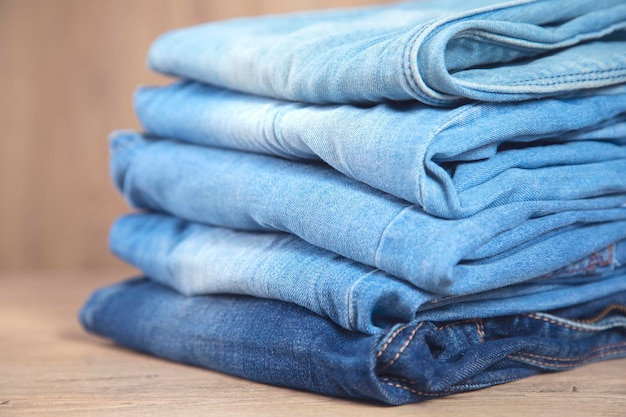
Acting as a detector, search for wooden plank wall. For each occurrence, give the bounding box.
[0,0,389,271]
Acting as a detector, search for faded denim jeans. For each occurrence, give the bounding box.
[134,82,626,218]
[147,0,626,105]
[80,277,626,404]
[110,131,626,297]
[110,212,626,334]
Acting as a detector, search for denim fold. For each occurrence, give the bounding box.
[134,81,626,218]
[80,277,626,405]
[147,0,626,105]
[110,212,626,334]
[109,131,626,296]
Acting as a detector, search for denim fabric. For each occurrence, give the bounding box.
[134,81,626,218]
[110,212,626,334]
[110,131,626,296]
[80,277,626,404]
[147,0,626,105]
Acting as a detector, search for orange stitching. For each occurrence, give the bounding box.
[576,304,626,324]
[511,349,626,369]
[525,304,626,330]
[376,324,410,358]
[379,323,423,372]
[513,341,626,361]
[511,343,626,368]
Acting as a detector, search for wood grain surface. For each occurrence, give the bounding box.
[1,271,625,416]
[0,0,391,271]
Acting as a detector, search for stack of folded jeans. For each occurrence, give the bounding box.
[80,0,626,405]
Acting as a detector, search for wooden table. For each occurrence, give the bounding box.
[1,271,625,416]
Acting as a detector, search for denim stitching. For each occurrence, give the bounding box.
[382,380,442,397]
[508,69,626,86]
[379,323,424,372]
[376,323,410,358]
[382,376,515,396]
[346,270,379,331]
[382,373,529,392]
[402,0,539,105]
[510,343,626,368]
[379,320,484,374]
[524,303,626,330]
[403,25,443,105]
[565,304,626,324]
[513,342,626,362]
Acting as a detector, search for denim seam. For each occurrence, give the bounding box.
[403,26,445,105]
[524,304,626,330]
[381,379,442,397]
[378,323,424,372]
[380,376,519,395]
[559,303,626,324]
[381,375,520,396]
[377,320,484,376]
[376,323,410,359]
[403,0,626,104]
[512,342,626,362]
[445,377,523,392]
[402,0,538,105]
[452,31,591,54]
[507,70,626,87]
[510,343,626,368]
[450,17,626,55]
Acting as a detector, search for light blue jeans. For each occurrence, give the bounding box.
[147,0,626,105]
[110,131,626,297]
[134,81,626,218]
[111,212,626,334]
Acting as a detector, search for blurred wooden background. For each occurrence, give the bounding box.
[0,0,389,272]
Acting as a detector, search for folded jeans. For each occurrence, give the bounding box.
[111,212,626,334]
[135,81,626,218]
[147,0,626,105]
[80,277,626,405]
[110,131,626,295]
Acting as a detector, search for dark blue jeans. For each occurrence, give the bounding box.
[80,277,626,405]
